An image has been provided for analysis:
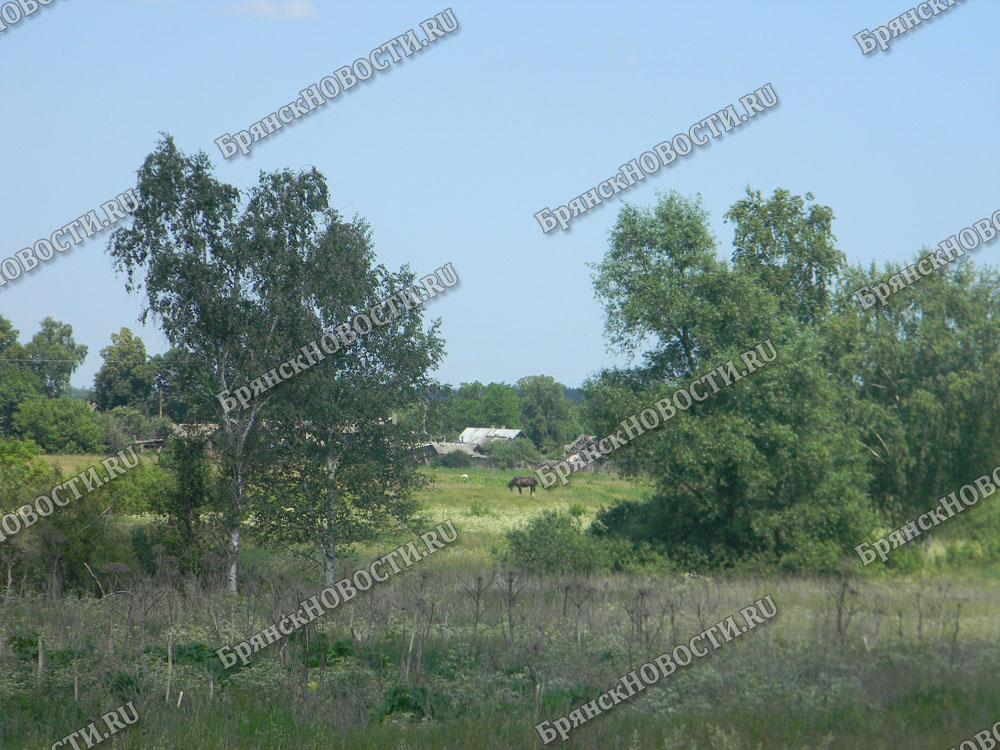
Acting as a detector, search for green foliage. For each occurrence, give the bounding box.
[0,437,149,593]
[591,190,722,373]
[408,381,523,439]
[100,457,163,516]
[93,327,153,412]
[481,437,540,469]
[0,316,44,436]
[615,338,873,572]
[517,374,579,451]
[588,189,874,572]
[287,631,355,668]
[503,510,614,574]
[432,450,472,468]
[396,381,454,437]
[22,317,88,398]
[0,437,57,516]
[375,684,452,721]
[24,317,87,398]
[96,405,170,453]
[832,256,1000,528]
[109,135,444,592]
[467,499,494,517]
[403,378,582,446]
[104,670,144,702]
[450,382,521,433]
[725,188,842,326]
[147,348,217,423]
[128,524,163,575]
[149,437,223,568]
[4,477,137,594]
[64,385,94,402]
[12,397,104,453]
[0,368,43,437]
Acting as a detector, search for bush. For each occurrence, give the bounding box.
[482,437,540,469]
[10,484,138,594]
[503,510,614,574]
[467,499,495,518]
[432,451,472,468]
[12,397,104,453]
[108,459,166,516]
[129,522,218,579]
[146,437,225,574]
[97,406,171,453]
[0,437,149,594]
[0,437,62,522]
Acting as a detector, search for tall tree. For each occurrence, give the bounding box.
[397,380,455,438]
[23,317,87,398]
[107,135,446,591]
[250,262,443,583]
[592,191,726,378]
[448,382,487,431]
[589,189,874,571]
[148,348,216,423]
[517,374,577,451]
[830,254,1000,525]
[0,317,43,436]
[725,188,843,326]
[440,381,521,435]
[93,327,153,412]
[482,382,521,428]
[109,136,312,591]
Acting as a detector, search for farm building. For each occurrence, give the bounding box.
[413,441,488,465]
[135,438,166,453]
[559,434,618,475]
[563,434,598,457]
[457,427,523,446]
[171,423,220,440]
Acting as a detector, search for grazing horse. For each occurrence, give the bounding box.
[508,476,538,496]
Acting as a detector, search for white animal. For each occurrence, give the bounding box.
[460,473,470,481]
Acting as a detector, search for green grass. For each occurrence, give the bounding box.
[42,451,158,474]
[351,466,651,570]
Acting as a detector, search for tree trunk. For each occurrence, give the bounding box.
[322,541,336,586]
[323,455,340,586]
[225,462,244,593]
[226,526,240,593]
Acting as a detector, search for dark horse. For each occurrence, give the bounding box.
[508,476,538,496]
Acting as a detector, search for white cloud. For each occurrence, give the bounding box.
[225,0,317,21]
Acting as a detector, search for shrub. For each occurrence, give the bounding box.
[12,397,104,453]
[13,485,138,594]
[432,450,472,468]
[375,684,452,721]
[468,499,492,517]
[482,437,540,469]
[145,437,225,575]
[503,510,614,574]
[0,438,58,514]
[97,406,170,453]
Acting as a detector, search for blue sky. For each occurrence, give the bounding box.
[0,0,992,390]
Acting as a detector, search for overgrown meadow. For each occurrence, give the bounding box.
[2,466,999,750]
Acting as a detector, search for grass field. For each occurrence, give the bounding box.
[351,466,652,571]
[2,465,999,749]
[41,451,158,475]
